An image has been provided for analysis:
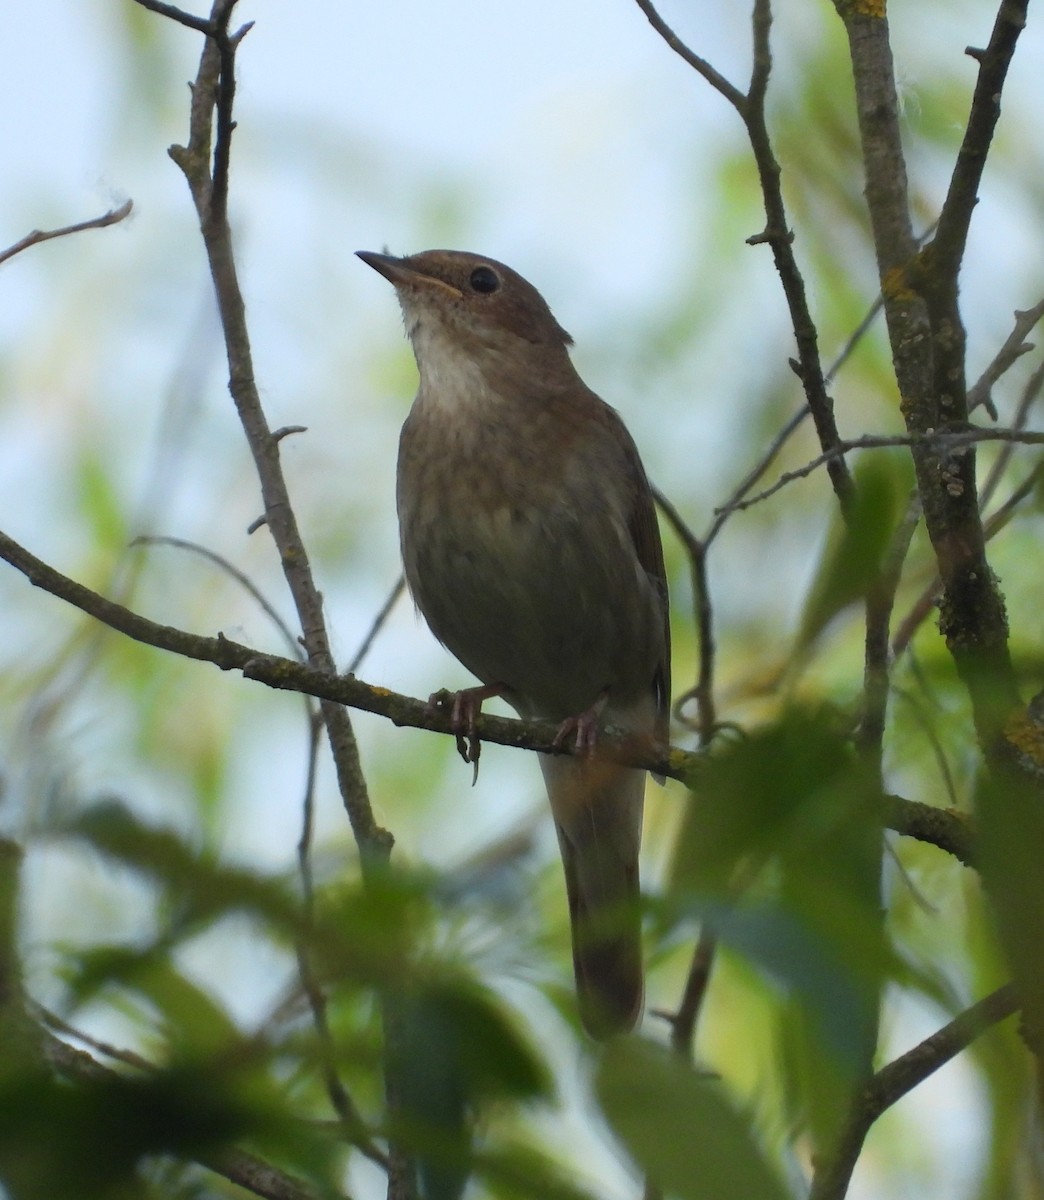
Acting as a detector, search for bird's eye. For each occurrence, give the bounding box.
[468,266,500,294]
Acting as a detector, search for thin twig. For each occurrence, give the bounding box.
[632,0,745,109]
[347,575,406,675]
[0,200,133,267]
[147,0,383,858]
[983,465,1044,542]
[980,356,1044,509]
[929,2,1030,282]
[967,299,1044,422]
[742,1,855,514]
[637,0,853,513]
[131,0,213,34]
[707,223,936,547]
[809,984,1018,1200]
[716,427,1044,516]
[653,489,717,741]
[133,535,303,660]
[209,1,251,222]
[293,713,389,1169]
[668,930,718,1059]
[893,454,1044,660]
[33,1003,154,1073]
[891,689,962,811]
[704,404,809,545]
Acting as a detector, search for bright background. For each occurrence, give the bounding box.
[2,3,1042,1197]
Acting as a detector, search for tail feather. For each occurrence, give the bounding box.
[540,754,645,1039]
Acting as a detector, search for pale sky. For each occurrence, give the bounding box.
[2,4,1041,1197]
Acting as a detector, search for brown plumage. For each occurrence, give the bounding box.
[358,248,670,1038]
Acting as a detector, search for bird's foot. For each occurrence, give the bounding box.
[428,683,505,783]
[553,690,610,759]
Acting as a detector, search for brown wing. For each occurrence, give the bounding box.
[603,403,671,745]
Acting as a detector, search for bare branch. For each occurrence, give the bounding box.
[347,575,407,675]
[632,0,745,109]
[809,984,1018,1200]
[835,0,1020,741]
[133,535,303,660]
[667,930,718,1059]
[293,713,388,1169]
[653,488,718,743]
[34,1004,155,1074]
[884,794,974,867]
[715,427,1044,516]
[0,200,133,267]
[893,385,1044,661]
[980,354,1044,508]
[930,1,1030,282]
[968,299,1044,421]
[131,0,213,35]
[140,2,381,867]
[0,522,675,778]
[740,2,854,515]
[705,404,809,545]
[0,524,976,866]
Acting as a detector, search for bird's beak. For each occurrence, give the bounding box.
[356,250,462,299]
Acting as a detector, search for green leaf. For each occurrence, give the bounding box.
[796,452,910,654]
[66,945,239,1056]
[475,1141,597,1200]
[390,975,554,1200]
[595,1038,788,1200]
[76,447,129,557]
[976,756,1044,1072]
[63,800,302,941]
[670,705,874,894]
[668,705,888,1142]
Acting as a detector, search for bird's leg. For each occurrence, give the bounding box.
[427,683,505,781]
[553,689,610,759]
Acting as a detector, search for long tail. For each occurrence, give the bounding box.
[540,754,645,1039]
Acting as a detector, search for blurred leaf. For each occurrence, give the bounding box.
[65,944,239,1056]
[62,800,302,941]
[796,452,910,655]
[595,1037,788,1200]
[390,974,553,1200]
[671,705,870,893]
[0,1055,284,1200]
[976,755,1044,1083]
[670,705,887,1143]
[400,975,552,1105]
[475,1141,597,1200]
[76,446,129,558]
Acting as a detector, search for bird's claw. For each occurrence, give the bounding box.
[553,690,610,759]
[428,684,504,783]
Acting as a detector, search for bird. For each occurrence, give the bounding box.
[357,248,670,1039]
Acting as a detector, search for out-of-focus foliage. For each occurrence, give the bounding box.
[596,1037,789,1200]
[2,1,1043,1198]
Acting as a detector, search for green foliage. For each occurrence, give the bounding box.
[796,452,912,655]
[670,706,887,1146]
[4,1,1044,1197]
[391,978,553,1200]
[596,1037,788,1200]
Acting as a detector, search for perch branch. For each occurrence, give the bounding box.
[0,523,972,864]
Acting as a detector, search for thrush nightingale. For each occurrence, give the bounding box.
[358,248,670,1039]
